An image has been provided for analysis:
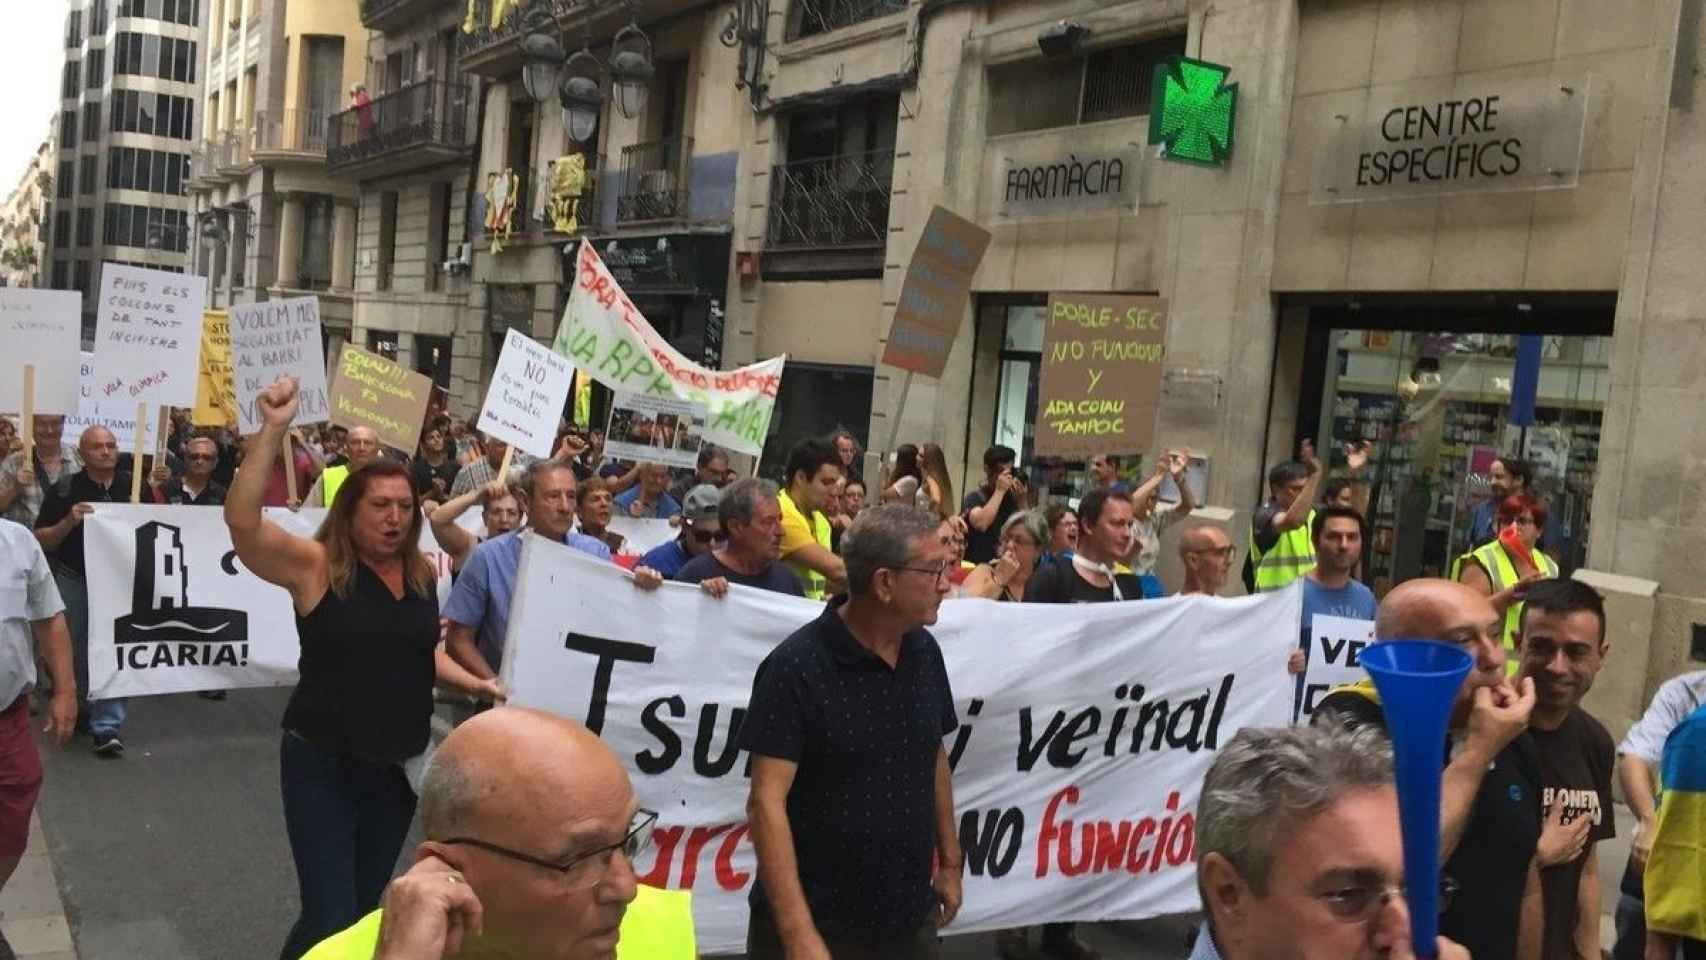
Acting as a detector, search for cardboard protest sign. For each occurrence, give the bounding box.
[230,297,329,435]
[1295,614,1375,722]
[327,344,432,454]
[881,206,992,377]
[500,541,1300,952]
[1034,293,1167,457]
[91,263,205,408]
[1,288,81,416]
[85,506,457,698]
[477,328,574,459]
[603,390,706,471]
[66,352,158,449]
[192,311,237,427]
[553,241,784,456]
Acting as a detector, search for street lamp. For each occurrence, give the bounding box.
[518,0,654,129]
[559,48,604,144]
[521,28,566,104]
[608,21,654,120]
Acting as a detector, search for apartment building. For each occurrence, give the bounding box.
[47,0,208,334]
[0,130,58,288]
[187,0,364,352]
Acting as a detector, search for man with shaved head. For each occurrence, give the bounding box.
[304,707,693,960]
[305,425,383,508]
[1314,578,1545,960]
[33,426,139,756]
[1178,524,1235,596]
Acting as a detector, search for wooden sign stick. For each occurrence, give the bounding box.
[130,402,148,504]
[496,444,515,486]
[19,365,34,468]
[283,434,298,505]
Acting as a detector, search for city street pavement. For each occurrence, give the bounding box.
[29,687,1635,959]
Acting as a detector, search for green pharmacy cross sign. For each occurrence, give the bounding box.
[1148,56,1238,167]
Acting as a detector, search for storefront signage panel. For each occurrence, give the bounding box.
[991,144,1142,218]
[1034,292,1167,457]
[1310,75,1590,204]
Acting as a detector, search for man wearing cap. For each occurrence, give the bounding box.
[640,485,722,579]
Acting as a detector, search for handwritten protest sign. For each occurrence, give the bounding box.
[881,206,992,377]
[553,240,785,456]
[1295,614,1375,722]
[327,344,432,453]
[603,390,706,471]
[230,297,328,435]
[91,263,205,408]
[1,289,81,416]
[1034,293,1167,457]
[477,328,573,459]
[66,352,158,449]
[192,311,237,428]
[500,541,1300,952]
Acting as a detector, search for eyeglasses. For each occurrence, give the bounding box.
[186,453,216,462]
[442,808,658,888]
[892,561,951,582]
[689,527,720,543]
[1318,876,1459,923]
[1507,516,1538,527]
[1188,546,1236,559]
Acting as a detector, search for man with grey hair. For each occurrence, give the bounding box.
[1192,723,1470,959]
[741,504,961,958]
[303,424,382,507]
[301,707,695,959]
[676,478,801,597]
[445,459,661,692]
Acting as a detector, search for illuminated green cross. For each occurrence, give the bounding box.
[1148,57,1238,167]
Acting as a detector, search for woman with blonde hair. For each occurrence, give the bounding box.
[917,442,956,522]
[225,375,454,960]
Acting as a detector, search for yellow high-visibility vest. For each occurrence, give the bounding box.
[1465,538,1559,676]
[1250,508,1316,592]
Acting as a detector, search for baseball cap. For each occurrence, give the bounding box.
[682,484,722,525]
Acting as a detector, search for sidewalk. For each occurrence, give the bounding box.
[0,813,76,959]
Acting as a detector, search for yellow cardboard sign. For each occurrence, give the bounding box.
[192,310,237,427]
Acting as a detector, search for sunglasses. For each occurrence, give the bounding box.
[689,527,720,543]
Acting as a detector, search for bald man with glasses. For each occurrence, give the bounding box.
[1179,525,1236,596]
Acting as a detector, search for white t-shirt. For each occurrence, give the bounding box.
[0,519,65,708]
[1130,506,1187,576]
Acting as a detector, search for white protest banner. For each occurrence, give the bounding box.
[603,390,706,471]
[606,516,675,556]
[230,297,329,435]
[1,289,81,416]
[478,328,574,459]
[500,540,1301,953]
[1295,614,1375,723]
[85,505,456,699]
[65,352,158,449]
[91,263,205,408]
[553,241,785,456]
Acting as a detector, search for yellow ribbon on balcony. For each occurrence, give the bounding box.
[484,169,518,255]
[547,153,588,233]
[462,0,520,33]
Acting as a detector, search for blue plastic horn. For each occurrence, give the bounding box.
[1358,640,1474,960]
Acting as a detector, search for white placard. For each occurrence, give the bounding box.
[229,296,329,434]
[1295,614,1375,722]
[64,352,158,449]
[90,263,205,408]
[476,328,574,459]
[500,539,1301,953]
[603,390,706,471]
[85,505,455,698]
[0,289,81,416]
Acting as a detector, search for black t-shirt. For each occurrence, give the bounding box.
[35,470,135,576]
[738,598,957,944]
[1251,501,1284,555]
[961,487,1018,564]
[1531,707,1617,959]
[1023,556,1143,604]
[411,456,460,501]
[1313,688,1544,960]
[675,552,804,597]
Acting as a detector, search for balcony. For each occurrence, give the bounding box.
[763,149,893,278]
[361,0,456,32]
[790,0,910,40]
[216,129,252,177]
[459,0,588,76]
[478,157,603,250]
[616,138,692,224]
[326,81,473,178]
[252,109,329,162]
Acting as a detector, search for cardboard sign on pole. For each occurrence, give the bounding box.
[2,288,82,416]
[603,391,707,471]
[192,311,237,428]
[1033,293,1168,458]
[91,263,205,409]
[327,344,433,454]
[230,297,328,435]
[67,352,158,450]
[880,206,992,378]
[476,328,574,459]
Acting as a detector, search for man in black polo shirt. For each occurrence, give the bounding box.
[741,504,961,960]
[1313,578,1538,960]
[34,426,136,757]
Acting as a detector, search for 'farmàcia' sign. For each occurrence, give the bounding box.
[1310,74,1591,204]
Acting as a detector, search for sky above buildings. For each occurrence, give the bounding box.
[0,5,70,197]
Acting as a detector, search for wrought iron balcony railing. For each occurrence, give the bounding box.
[792,0,909,39]
[766,149,893,248]
[253,109,329,155]
[616,138,692,223]
[361,0,455,30]
[326,81,472,169]
[459,0,587,62]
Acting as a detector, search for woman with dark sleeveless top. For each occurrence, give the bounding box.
[225,376,445,960]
